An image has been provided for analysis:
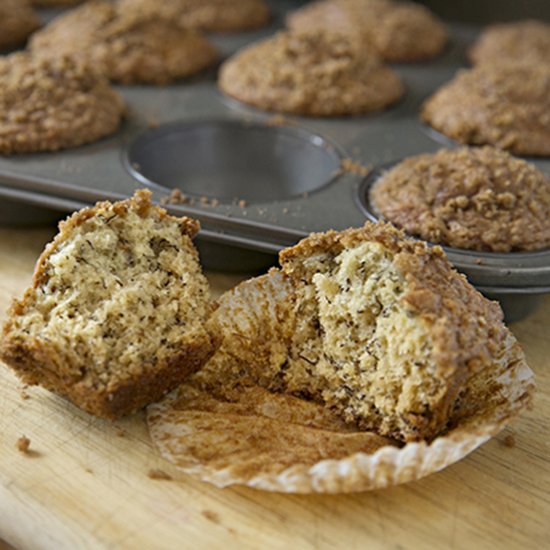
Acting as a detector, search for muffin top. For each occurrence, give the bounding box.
[421,64,550,156]
[287,0,448,62]
[118,0,270,32]
[0,53,124,154]
[469,20,550,66]
[370,146,550,253]
[29,0,218,85]
[0,0,40,51]
[218,30,404,116]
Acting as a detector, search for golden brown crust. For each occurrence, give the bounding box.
[287,0,448,63]
[118,0,270,33]
[0,53,124,155]
[370,147,550,252]
[280,221,508,441]
[0,190,217,420]
[0,0,40,51]
[218,30,404,116]
[469,20,550,66]
[29,0,218,85]
[421,65,550,156]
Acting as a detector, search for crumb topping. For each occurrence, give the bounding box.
[29,0,218,85]
[469,20,550,66]
[371,147,550,252]
[118,0,270,32]
[287,0,448,62]
[421,64,550,156]
[219,30,404,116]
[0,53,123,155]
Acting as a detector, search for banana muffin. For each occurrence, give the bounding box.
[118,0,270,32]
[469,20,550,66]
[0,53,124,154]
[0,190,218,419]
[370,147,550,252]
[421,64,550,156]
[0,0,40,51]
[29,0,218,85]
[207,221,521,443]
[287,0,448,63]
[218,30,404,116]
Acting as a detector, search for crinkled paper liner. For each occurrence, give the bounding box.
[147,271,535,494]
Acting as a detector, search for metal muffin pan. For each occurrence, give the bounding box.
[1,0,550,321]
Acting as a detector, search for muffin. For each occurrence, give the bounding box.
[218,30,404,116]
[287,0,448,63]
[421,64,550,156]
[0,0,40,51]
[118,0,270,32]
[0,190,218,419]
[209,223,522,442]
[0,53,124,155]
[469,20,550,66]
[29,0,218,85]
[370,147,550,252]
[148,222,533,492]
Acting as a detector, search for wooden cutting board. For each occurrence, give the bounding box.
[0,226,549,550]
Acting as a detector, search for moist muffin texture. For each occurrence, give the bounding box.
[29,0,218,85]
[370,147,550,252]
[118,0,270,32]
[0,53,123,155]
[0,0,40,51]
[421,64,550,156]
[214,222,512,442]
[287,0,448,62]
[0,190,218,419]
[218,30,404,116]
[469,20,550,66]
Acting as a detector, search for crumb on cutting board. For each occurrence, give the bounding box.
[147,468,173,481]
[16,436,31,454]
[502,434,516,448]
[202,510,221,524]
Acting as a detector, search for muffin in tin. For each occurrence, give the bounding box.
[287,0,448,63]
[469,20,550,66]
[29,0,218,85]
[219,30,404,116]
[0,0,40,51]
[370,146,550,253]
[118,0,270,33]
[421,64,550,156]
[0,53,124,154]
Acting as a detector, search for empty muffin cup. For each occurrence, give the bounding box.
[124,119,342,204]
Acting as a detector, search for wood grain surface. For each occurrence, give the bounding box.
[0,226,549,550]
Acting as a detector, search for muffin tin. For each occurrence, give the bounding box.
[1,0,550,321]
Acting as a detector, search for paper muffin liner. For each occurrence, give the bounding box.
[147,271,534,494]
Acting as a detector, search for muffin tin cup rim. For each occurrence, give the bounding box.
[123,117,346,204]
